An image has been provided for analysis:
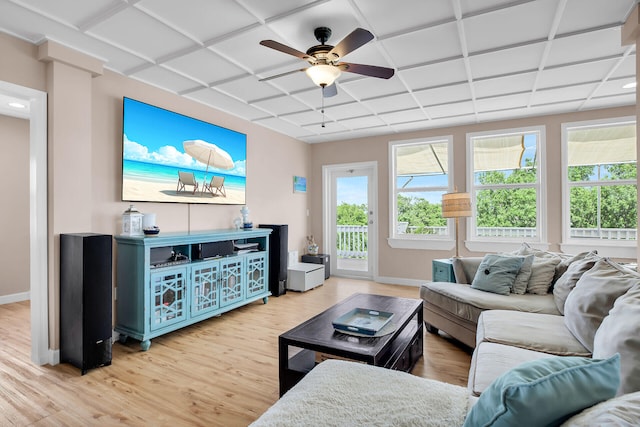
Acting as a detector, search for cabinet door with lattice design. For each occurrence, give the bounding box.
[245,252,267,297]
[150,267,187,330]
[220,257,244,307]
[191,261,220,317]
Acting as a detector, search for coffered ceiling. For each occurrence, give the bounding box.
[0,0,637,143]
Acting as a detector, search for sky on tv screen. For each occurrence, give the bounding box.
[121,97,246,204]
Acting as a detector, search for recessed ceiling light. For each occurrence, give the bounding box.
[622,82,637,89]
[8,102,26,109]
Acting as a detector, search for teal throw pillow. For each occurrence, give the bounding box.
[471,254,524,295]
[463,354,620,427]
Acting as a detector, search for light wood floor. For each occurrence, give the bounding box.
[0,278,472,426]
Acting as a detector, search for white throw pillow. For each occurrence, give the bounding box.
[553,253,600,314]
[514,243,562,294]
[563,258,640,351]
[560,391,640,426]
[526,256,561,295]
[593,283,640,395]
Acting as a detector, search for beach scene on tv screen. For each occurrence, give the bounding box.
[122,98,246,204]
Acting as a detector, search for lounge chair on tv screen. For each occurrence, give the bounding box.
[204,176,226,197]
[177,171,198,194]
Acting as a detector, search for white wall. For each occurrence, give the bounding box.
[0,114,30,299]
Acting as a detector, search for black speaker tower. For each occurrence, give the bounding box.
[60,233,113,374]
[258,224,288,296]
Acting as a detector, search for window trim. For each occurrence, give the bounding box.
[388,135,454,250]
[465,125,547,253]
[560,116,636,258]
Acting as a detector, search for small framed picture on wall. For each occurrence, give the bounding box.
[293,176,306,193]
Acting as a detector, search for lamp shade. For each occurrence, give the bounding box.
[442,192,471,218]
[305,64,341,87]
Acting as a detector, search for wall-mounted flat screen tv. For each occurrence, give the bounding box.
[122,97,246,205]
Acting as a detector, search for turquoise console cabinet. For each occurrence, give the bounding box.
[114,229,271,350]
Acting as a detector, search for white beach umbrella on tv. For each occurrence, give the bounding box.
[183,139,234,171]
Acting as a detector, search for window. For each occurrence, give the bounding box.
[466,126,546,251]
[388,136,452,249]
[561,117,636,256]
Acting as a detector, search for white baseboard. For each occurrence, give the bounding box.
[330,274,425,287]
[374,276,425,287]
[49,349,60,366]
[0,291,30,305]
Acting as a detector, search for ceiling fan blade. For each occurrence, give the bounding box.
[328,28,374,59]
[322,83,337,98]
[259,68,307,82]
[260,40,310,60]
[338,62,395,79]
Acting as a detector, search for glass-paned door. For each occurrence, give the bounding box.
[324,163,377,279]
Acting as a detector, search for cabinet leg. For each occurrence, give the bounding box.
[262,296,269,304]
[118,334,128,344]
[140,340,151,351]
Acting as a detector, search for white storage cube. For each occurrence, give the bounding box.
[287,263,325,292]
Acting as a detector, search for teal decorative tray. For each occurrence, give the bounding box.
[332,308,395,336]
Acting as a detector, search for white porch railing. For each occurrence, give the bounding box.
[569,228,637,240]
[475,227,637,240]
[336,225,368,258]
[336,225,638,259]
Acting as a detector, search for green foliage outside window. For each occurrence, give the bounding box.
[336,202,368,225]
[568,163,637,230]
[336,202,368,256]
[475,161,537,228]
[397,194,446,234]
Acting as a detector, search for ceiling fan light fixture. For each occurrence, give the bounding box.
[306,64,341,87]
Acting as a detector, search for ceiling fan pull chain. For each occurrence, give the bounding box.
[321,87,326,128]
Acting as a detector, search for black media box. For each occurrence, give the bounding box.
[194,241,234,259]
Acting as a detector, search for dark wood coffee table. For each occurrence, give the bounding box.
[278,293,423,396]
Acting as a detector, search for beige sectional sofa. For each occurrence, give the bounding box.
[251,246,640,426]
[419,245,583,347]
[420,275,559,347]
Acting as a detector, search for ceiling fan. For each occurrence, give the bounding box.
[259,26,394,97]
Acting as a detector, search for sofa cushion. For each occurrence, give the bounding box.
[468,342,554,396]
[564,258,639,351]
[477,310,591,357]
[471,254,524,295]
[452,257,484,284]
[553,253,600,314]
[560,391,640,427]
[250,359,471,427]
[464,354,620,427]
[421,282,560,325]
[593,283,640,395]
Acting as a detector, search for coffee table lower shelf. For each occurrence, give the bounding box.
[280,314,423,396]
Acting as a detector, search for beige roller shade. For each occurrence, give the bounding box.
[396,142,448,176]
[568,124,636,166]
[473,135,525,172]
